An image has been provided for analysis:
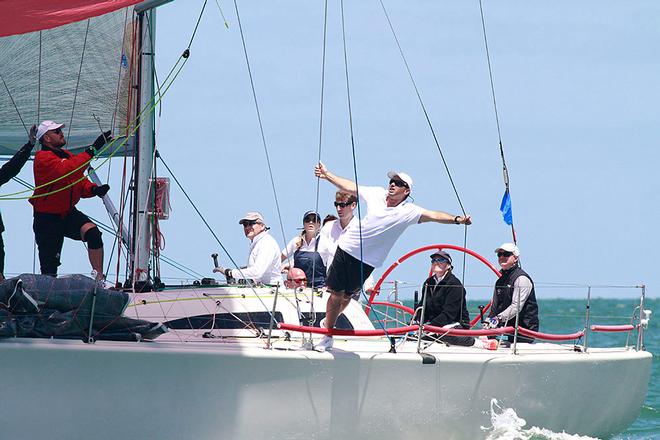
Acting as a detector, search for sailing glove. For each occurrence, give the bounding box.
[28,124,37,147]
[93,130,112,150]
[92,184,110,198]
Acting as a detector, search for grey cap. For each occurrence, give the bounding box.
[238,211,264,225]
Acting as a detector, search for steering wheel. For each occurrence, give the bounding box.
[365,244,501,328]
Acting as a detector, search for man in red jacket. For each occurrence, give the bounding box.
[30,120,112,280]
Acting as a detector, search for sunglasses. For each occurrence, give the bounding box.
[303,216,320,223]
[497,251,513,258]
[242,220,260,227]
[431,258,449,264]
[389,178,409,189]
[50,128,63,135]
[334,201,352,208]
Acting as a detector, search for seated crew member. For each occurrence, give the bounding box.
[0,125,37,281]
[214,212,282,285]
[486,243,539,343]
[284,267,307,289]
[313,162,472,351]
[29,120,112,280]
[281,211,326,288]
[417,251,475,347]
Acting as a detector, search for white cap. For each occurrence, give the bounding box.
[238,211,265,225]
[495,242,520,257]
[387,171,413,190]
[36,120,65,141]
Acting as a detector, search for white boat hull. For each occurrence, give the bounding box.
[0,336,651,440]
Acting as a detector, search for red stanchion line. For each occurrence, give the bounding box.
[591,324,637,332]
[278,322,585,342]
[364,244,500,329]
[423,324,515,337]
[517,327,585,341]
[278,323,418,337]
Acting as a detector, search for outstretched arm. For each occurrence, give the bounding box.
[314,161,357,195]
[419,209,472,225]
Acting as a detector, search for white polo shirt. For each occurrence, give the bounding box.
[336,186,424,268]
[319,216,356,267]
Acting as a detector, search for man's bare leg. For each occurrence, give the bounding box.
[81,222,104,279]
[324,290,351,329]
[88,248,104,278]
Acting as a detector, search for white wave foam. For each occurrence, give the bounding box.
[481,399,601,440]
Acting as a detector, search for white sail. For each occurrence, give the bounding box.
[0,8,135,156]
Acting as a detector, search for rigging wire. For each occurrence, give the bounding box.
[306,0,330,330]
[377,0,471,323]
[67,19,91,140]
[477,0,516,244]
[213,0,230,28]
[340,0,392,342]
[377,0,467,217]
[232,0,289,261]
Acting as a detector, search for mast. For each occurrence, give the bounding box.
[131,8,156,290]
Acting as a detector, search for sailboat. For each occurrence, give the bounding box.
[0,1,652,439]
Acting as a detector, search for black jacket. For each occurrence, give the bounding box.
[0,142,33,232]
[420,272,470,328]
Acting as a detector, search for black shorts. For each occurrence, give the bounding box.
[33,208,92,276]
[325,247,374,297]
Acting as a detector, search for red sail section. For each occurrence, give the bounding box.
[0,0,143,37]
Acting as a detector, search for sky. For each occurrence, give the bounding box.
[1,0,659,300]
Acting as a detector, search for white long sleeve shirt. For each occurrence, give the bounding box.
[233,231,283,285]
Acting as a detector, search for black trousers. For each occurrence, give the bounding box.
[33,208,91,276]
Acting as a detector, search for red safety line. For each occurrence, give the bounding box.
[278,323,418,337]
[278,323,585,341]
[591,324,636,332]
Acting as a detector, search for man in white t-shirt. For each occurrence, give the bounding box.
[313,162,472,351]
[318,191,357,268]
[213,212,283,285]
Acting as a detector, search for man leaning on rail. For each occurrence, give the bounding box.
[313,161,472,351]
[484,242,539,343]
[29,120,112,281]
[0,125,37,281]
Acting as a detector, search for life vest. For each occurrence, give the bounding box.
[492,264,539,331]
[293,235,326,288]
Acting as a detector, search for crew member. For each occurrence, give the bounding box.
[418,250,475,347]
[281,211,326,288]
[313,162,472,351]
[486,242,539,343]
[0,125,38,280]
[30,120,111,280]
[214,212,282,285]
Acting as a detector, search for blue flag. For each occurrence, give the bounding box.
[500,190,513,225]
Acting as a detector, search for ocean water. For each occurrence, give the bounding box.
[395,298,659,440]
